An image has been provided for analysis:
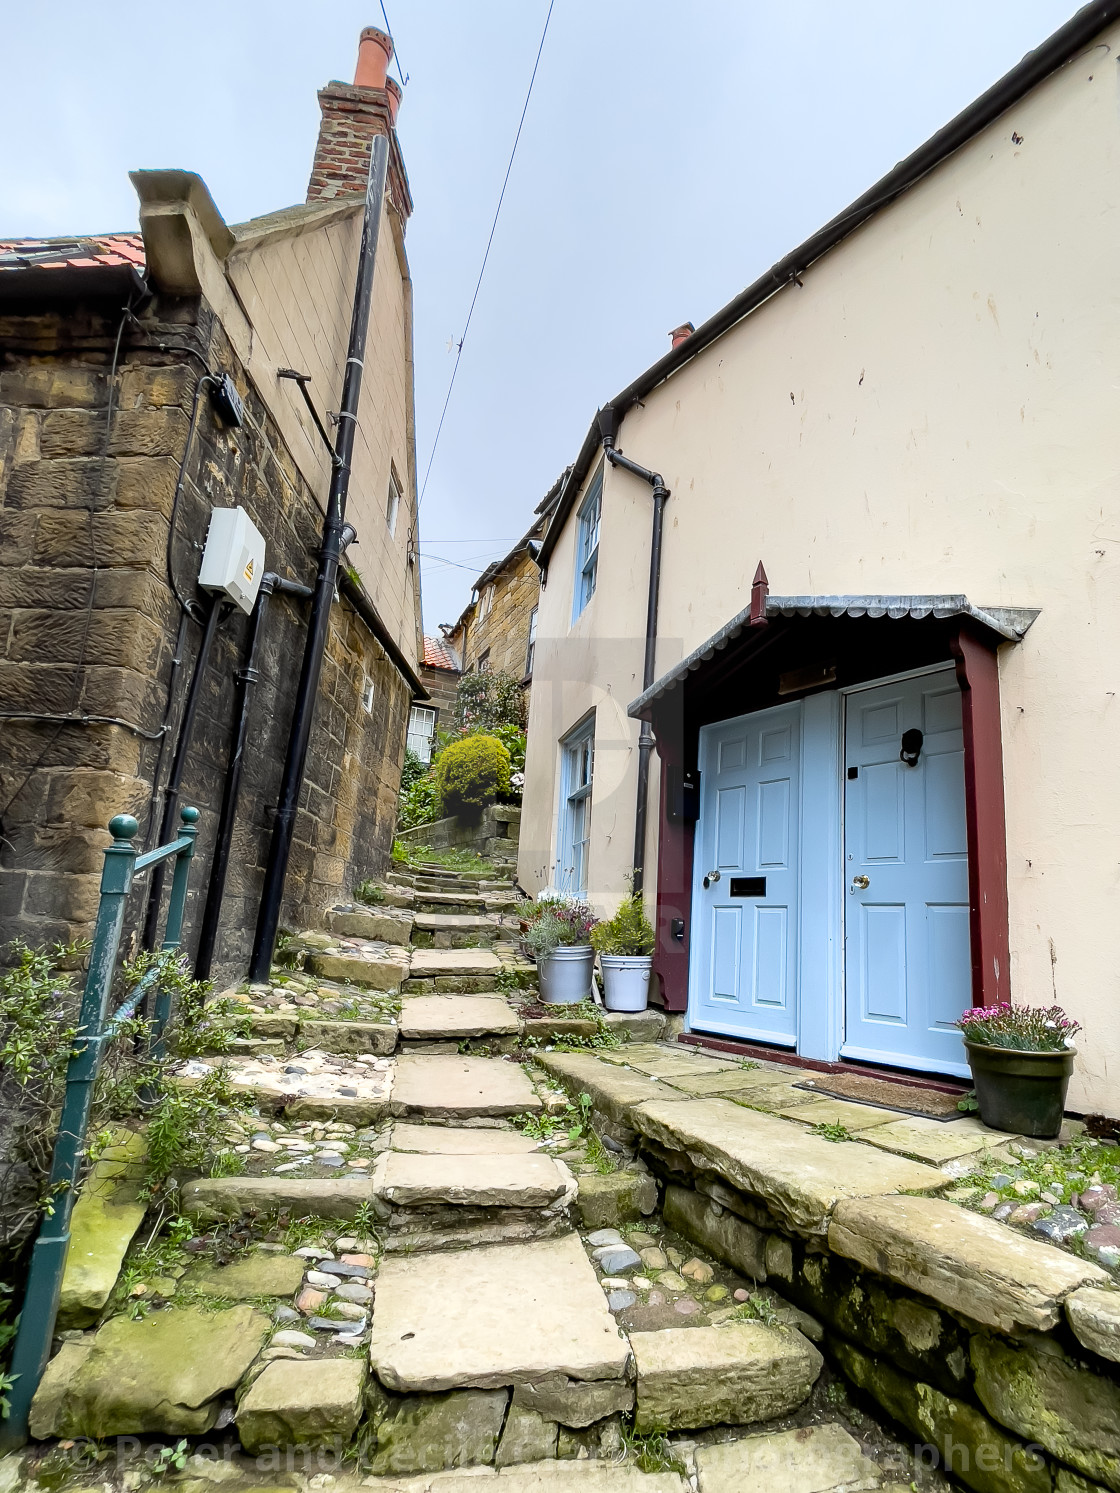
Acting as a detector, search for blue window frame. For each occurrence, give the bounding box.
[572,466,603,622]
[557,715,595,893]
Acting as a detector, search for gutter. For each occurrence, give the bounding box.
[537,0,1120,571]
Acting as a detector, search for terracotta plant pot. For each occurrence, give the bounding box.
[964,1041,1076,1139]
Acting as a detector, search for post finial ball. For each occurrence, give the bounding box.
[109,814,139,841]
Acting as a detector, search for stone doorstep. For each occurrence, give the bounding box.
[629,1320,823,1433]
[390,1122,539,1156]
[534,1051,692,1129]
[369,1234,631,1393]
[828,1194,1110,1334]
[860,1113,1022,1164]
[391,1054,542,1118]
[695,1423,884,1493]
[375,1150,576,1209]
[629,1095,945,1234]
[400,994,521,1041]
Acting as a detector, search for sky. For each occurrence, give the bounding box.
[1,0,1079,629]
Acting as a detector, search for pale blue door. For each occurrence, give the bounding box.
[689,703,801,1044]
[842,669,971,1076]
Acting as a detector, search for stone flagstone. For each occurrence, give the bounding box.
[534,1051,689,1127]
[1067,1286,1120,1363]
[237,1358,366,1454]
[660,1066,799,1098]
[695,1423,883,1493]
[409,948,503,979]
[362,1464,685,1493]
[861,1114,1020,1164]
[401,994,520,1040]
[57,1128,148,1329]
[770,1096,898,1131]
[368,1235,630,1392]
[391,1054,542,1118]
[829,1195,1109,1332]
[181,1174,384,1222]
[376,1151,575,1209]
[30,1304,269,1438]
[630,1097,944,1233]
[181,1251,305,1299]
[630,1321,822,1432]
[391,1122,538,1155]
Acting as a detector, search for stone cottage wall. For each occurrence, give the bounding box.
[0,291,409,976]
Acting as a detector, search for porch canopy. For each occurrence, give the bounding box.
[628,590,1038,728]
[629,579,1039,1017]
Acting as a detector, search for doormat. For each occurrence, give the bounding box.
[793,1071,967,1121]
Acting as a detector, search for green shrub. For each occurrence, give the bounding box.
[398,772,442,830]
[455,671,525,732]
[590,895,655,957]
[435,733,511,819]
[400,747,429,792]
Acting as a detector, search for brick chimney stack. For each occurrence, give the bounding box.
[306,27,413,222]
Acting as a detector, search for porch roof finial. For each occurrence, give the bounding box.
[750,561,769,626]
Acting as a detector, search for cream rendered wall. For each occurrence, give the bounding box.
[226,199,419,667]
[521,33,1120,1112]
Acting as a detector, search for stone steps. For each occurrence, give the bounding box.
[410,912,507,948]
[390,1053,543,1118]
[399,993,521,1050]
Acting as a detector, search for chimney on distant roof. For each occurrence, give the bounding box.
[669,322,695,349]
[306,27,412,220]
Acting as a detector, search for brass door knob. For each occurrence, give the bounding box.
[850,874,870,891]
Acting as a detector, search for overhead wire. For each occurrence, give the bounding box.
[379,0,408,86]
[417,0,555,508]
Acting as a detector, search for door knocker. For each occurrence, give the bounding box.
[900,728,924,767]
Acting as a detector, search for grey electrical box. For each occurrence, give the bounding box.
[198,506,266,614]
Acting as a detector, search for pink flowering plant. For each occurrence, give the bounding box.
[956,1002,1080,1052]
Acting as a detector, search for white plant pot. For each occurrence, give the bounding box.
[600,955,652,1012]
[537,944,594,1004]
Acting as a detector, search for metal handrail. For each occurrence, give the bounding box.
[0,806,201,1449]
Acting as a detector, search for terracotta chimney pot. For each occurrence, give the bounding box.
[385,76,402,125]
[669,322,695,349]
[355,26,393,90]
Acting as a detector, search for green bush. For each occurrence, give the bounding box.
[400,747,429,792]
[590,895,655,957]
[398,772,442,830]
[435,733,511,819]
[455,671,526,732]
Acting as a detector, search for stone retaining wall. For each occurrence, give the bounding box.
[643,1150,1120,1493]
[396,804,521,863]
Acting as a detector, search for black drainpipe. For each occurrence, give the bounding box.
[597,407,669,897]
[250,133,391,981]
[195,572,313,981]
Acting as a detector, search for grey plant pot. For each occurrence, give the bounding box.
[538,944,594,1005]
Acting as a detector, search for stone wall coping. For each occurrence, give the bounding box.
[1065,1284,1120,1363]
[829,1194,1110,1334]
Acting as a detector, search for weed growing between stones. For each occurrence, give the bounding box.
[144,1069,251,1190]
[812,1122,855,1143]
[353,879,386,905]
[729,1294,781,1326]
[618,1419,687,1476]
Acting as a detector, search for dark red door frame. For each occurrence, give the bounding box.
[651,628,1012,1018]
[951,627,1011,1009]
[651,720,693,1012]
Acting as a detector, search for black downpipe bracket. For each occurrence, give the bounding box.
[599,409,670,898]
[250,133,390,981]
[141,593,226,952]
[195,573,313,981]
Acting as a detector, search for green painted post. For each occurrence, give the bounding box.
[151,806,200,1054]
[0,814,139,1451]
